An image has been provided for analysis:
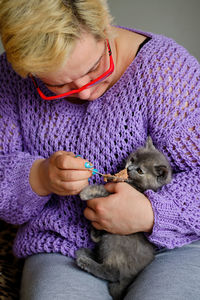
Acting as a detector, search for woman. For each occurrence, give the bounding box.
[0,0,199,299]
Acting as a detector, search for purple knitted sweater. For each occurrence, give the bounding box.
[0,28,199,259]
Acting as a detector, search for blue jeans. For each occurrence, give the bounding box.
[20,240,200,300]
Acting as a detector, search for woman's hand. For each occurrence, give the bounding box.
[84,182,154,234]
[30,151,92,196]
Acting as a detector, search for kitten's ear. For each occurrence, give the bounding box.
[145,136,155,150]
[154,165,168,182]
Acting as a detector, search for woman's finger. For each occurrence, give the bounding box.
[58,169,92,181]
[59,179,89,194]
[55,154,93,170]
[91,222,104,231]
[83,206,99,223]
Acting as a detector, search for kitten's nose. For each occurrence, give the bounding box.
[127,165,134,172]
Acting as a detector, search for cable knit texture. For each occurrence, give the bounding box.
[0,28,199,258]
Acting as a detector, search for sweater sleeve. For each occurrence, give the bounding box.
[0,55,51,225]
[144,39,200,249]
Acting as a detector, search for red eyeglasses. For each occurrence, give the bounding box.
[30,39,114,100]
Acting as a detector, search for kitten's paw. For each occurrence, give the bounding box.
[80,185,110,201]
[90,227,102,243]
[76,256,89,271]
[75,249,92,272]
[108,282,123,300]
[79,185,97,200]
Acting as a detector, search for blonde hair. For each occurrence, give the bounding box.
[0,0,113,77]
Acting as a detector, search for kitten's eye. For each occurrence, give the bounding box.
[136,168,143,175]
[131,158,135,163]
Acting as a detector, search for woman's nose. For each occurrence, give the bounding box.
[73,75,90,89]
[72,76,92,99]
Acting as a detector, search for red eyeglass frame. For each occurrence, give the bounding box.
[30,39,114,100]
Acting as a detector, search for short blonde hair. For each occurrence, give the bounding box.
[0,0,113,77]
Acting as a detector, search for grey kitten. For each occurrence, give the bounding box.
[76,137,172,300]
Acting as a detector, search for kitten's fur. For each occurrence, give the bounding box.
[76,137,172,300]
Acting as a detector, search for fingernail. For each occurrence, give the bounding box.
[85,162,93,169]
[92,168,99,175]
[75,154,82,158]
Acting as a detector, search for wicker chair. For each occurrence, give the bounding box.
[0,220,24,300]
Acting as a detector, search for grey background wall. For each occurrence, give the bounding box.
[107,0,200,61]
[0,0,199,61]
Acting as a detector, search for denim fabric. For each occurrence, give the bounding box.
[20,240,200,300]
